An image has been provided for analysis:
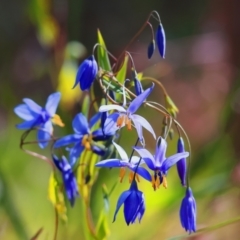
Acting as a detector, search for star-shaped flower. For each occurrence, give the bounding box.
[54,113,113,166]
[95,141,151,182]
[134,136,189,190]
[113,180,145,225]
[14,92,63,148]
[99,84,156,144]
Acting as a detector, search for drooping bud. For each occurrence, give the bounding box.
[132,69,143,96]
[177,138,187,186]
[72,55,98,91]
[147,39,155,59]
[156,23,166,59]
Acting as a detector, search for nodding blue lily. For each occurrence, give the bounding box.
[113,180,145,225]
[99,84,156,145]
[14,92,64,148]
[54,113,113,166]
[95,141,151,183]
[177,137,187,186]
[156,23,166,59]
[180,187,197,234]
[72,55,98,91]
[134,136,189,190]
[52,155,79,206]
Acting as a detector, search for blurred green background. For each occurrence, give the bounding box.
[1,0,240,239]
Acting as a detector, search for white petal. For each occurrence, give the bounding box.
[112,141,128,161]
[99,104,126,113]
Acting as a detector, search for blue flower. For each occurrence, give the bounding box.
[54,113,112,166]
[14,92,63,148]
[180,187,197,234]
[99,84,156,144]
[72,55,98,91]
[156,23,166,59]
[52,155,79,206]
[95,141,151,182]
[134,136,189,190]
[177,137,187,186]
[113,180,145,225]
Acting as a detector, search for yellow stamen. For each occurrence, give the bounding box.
[151,173,160,191]
[81,134,93,150]
[52,114,65,127]
[135,174,140,182]
[119,167,126,183]
[125,117,132,130]
[163,175,168,189]
[117,115,125,127]
[129,172,134,183]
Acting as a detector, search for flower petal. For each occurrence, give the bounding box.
[89,112,101,129]
[95,159,127,168]
[113,190,131,222]
[69,144,84,166]
[156,23,166,58]
[113,141,128,161]
[14,104,37,120]
[45,92,61,116]
[131,114,156,139]
[23,98,42,114]
[130,166,152,181]
[37,121,52,148]
[91,145,106,156]
[104,113,120,135]
[155,137,167,166]
[124,191,138,225]
[127,84,154,114]
[92,129,113,141]
[162,152,189,173]
[16,119,39,129]
[133,147,155,170]
[72,113,89,135]
[130,156,142,165]
[54,134,81,148]
[99,104,126,113]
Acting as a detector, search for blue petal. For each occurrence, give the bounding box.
[128,84,154,114]
[91,145,106,156]
[156,23,166,58]
[89,112,101,129]
[37,121,52,148]
[23,98,42,114]
[133,147,155,171]
[161,152,189,173]
[73,55,98,91]
[45,92,61,116]
[130,166,152,182]
[155,137,167,167]
[95,159,127,168]
[16,118,39,129]
[52,155,64,171]
[54,134,81,148]
[92,129,113,141]
[147,40,155,59]
[72,113,89,135]
[104,112,120,135]
[124,191,139,225]
[69,144,84,166]
[113,190,131,222]
[14,104,38,120]
[177,138,187,186]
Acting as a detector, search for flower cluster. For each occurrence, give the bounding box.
[14,10,197,237]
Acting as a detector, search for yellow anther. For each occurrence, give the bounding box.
[81,134,93,150]
[151,174,160,191]
[119,167,126,183]
[129,172,134,183]
[117,115,125,127]
[125,117,132,130]
[135,174,140,182]
[162,175,168,189]
[52,114,65,127]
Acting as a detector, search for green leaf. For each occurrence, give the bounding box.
[82,95,90,117]
[116,55,129,84]
[97,29,111,71]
